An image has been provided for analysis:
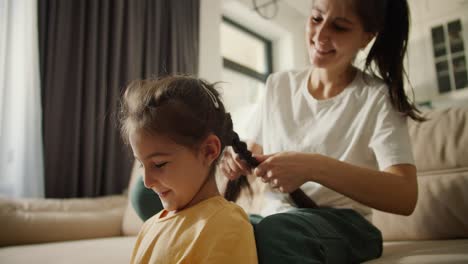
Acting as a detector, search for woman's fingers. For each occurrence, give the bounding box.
[226,149,250,173]
[254,167,269,179]
[226,153,242,175]
[270,178,279,188]
[220,163,234,180]
[221,151,237,179]
[253,153,271,163]
[233,153,250,172]
[221,148,251,180]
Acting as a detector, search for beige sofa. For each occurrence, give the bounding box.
[1,107,468,263]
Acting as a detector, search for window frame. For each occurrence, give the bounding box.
[430,18,468,94]
[222,16,273,83]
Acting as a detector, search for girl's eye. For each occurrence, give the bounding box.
[154,162,168,169]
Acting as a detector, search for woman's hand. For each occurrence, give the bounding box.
[250,150,418,215]
[220,142,263,180]
[253,152,313,193]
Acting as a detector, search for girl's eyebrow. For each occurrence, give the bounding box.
[144,152,171,159]
[133,152,172,161]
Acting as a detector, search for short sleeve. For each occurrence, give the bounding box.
[369,92,415,170]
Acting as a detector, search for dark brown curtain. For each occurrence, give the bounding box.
[39,0,199,198]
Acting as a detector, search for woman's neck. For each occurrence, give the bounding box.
[309,66,357,100]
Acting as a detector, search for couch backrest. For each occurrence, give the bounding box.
[373,107,468,241]
[0,195,127,246]
[409,107,468,172]
[121,162,144,236]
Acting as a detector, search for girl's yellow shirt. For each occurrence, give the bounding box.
[130,195,258,264]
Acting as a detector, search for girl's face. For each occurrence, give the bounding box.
[129,129,213,212]
[306,0,373,71]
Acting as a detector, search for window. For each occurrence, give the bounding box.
[220,17,273,112]
[431,19,468,93]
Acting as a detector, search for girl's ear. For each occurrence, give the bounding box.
[200,134,221,166]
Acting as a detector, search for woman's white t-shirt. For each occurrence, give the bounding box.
[238,68,415,219]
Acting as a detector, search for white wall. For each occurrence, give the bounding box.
[198,0,222,82]
[407,0,468,108]
[198,0,309,83]
[201,0,468,109]
[222,0,309,72]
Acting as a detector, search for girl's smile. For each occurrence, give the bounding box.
[155,190,171,198]
[129,129,221,213]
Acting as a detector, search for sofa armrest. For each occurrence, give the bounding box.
[0,195,127,247]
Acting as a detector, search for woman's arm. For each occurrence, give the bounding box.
[310,154,417,215]
[254,152,417,216]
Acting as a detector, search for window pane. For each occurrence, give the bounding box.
[448,20,464,54]
[432,26,446,57]
[436,60,451,93]
[221,22,268,74]
[453,56,467,89]
[221,68,265,112]
[437,75,451,93]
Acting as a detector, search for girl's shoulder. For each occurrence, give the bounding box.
[192,196,251,224]
[212,198,251,223]
[194,198,253,240]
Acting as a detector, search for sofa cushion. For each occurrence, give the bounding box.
[0,195,126,246]
[0,236,136,264]
[409,107,468,172]
[372,168,468,241]
[1,237,466,264]
[121,162,144,236]
[364,239,468,263]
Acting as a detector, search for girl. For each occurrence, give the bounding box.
[221,0,423,263]
[120,76,257,264]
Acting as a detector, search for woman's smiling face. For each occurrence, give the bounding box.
[306,0,373,70]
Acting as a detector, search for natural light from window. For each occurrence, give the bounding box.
[220,18,271,116]
[221,22,268,75]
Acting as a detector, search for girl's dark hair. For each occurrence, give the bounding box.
[351,0,425,121]
[119,75,254,200]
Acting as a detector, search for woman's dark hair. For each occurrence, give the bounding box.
[119,75,254,200]
[351,0,425,121]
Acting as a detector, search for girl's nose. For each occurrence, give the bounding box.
[143,171,158,189]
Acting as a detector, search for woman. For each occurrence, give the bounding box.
[220,0,423,263]
[131,0,423,263]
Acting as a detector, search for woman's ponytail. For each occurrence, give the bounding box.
[360,0,425,121]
